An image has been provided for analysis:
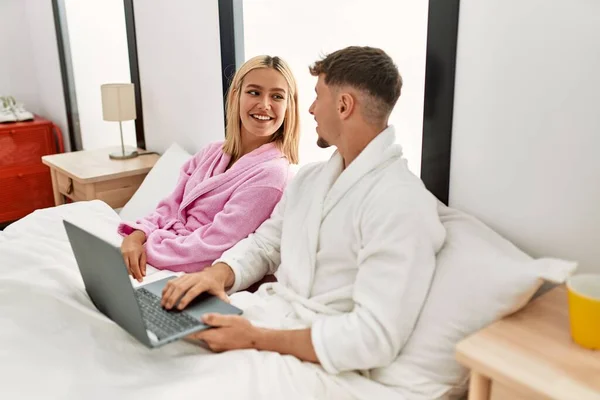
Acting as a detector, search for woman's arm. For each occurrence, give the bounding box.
[117,154,199,239]
[143,184,285,273]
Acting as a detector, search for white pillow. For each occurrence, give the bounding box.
[119,143,192,222]
[375,203,577,400]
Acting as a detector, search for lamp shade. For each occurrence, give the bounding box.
[101,83,136,122]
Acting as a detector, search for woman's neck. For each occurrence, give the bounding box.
[239,128,272,158]
[227,128,272,170]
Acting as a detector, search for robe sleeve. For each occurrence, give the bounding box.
[311,186,445,374]
[117,153,200,239]
[214,188,288,294]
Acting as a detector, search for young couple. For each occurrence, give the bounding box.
[118,46,445,397]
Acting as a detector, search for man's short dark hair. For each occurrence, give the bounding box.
[309,46,402,123]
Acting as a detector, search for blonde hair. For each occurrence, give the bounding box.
[222,55,300,164]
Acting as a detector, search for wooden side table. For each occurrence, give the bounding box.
[42,147,159,209]
[456,286,600,400]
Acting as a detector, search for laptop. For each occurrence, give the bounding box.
[63,219,242,348]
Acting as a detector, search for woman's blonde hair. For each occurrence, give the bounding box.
[222,55,300,164]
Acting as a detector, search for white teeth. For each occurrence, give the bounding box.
[252,114,271,121]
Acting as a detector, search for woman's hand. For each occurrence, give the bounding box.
[120,230,147,282]
[161,262,235,310]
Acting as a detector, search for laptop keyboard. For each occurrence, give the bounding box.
[135,288,202,340]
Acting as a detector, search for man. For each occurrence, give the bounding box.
[162,46,445,397]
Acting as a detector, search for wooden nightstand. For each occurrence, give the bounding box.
[41,147,159,208]
[456,286,600,400]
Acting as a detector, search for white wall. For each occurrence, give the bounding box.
[450,0,600,273]
[243,0,428,173]
[0,0,69,152]
[2,0,225,155]
[133,0,225,154]
[63,0,135,150]
[24,0,70,151]
[0,0,42,116]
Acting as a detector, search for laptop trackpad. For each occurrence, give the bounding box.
[140,276,242,321]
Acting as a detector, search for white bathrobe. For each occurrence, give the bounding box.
[219,126,446,397]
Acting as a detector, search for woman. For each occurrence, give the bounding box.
[119,55,300,281]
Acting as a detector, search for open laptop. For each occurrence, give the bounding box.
[63,220,242,348]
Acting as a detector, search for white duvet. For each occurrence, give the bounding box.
[0,201,396,400]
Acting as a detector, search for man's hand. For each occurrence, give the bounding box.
[188,313,320,364]
[161,262,235,310]
[187,314,259,352]
[120,230,147,282]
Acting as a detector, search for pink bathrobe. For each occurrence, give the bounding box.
[118,141,291,273]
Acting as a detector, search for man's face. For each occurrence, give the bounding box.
[309,75,339,148]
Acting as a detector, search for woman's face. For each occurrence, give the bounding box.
[239,68,289,140]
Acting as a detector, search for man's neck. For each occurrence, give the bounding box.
[338,123,388,169]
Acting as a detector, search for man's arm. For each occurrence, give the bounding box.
[189,313,318,363]
[192,186,444,372]
[214,188,289,293]
[161,190,288,310]
[161,262,235,309]
[255,328,318,363]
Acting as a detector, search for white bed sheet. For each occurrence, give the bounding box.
[0,201,398,400]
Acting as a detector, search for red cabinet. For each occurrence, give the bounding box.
[0,116,64,223]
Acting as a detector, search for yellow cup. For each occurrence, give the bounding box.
[567,274,600,350]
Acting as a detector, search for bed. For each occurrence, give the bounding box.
[0,145,576,400]
[0,200,380,399]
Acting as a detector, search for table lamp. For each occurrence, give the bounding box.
[101,83,138,160]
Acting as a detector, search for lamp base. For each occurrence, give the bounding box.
[109,150,139,160]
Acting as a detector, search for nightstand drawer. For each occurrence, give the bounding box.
[94,174,146,208]
[56,172,91,202]
[0,126,55,169]
[54,170,147,208]
[0,166,54,221]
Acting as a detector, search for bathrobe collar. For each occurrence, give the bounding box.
[301,125,402,295]
[179,142,284,216]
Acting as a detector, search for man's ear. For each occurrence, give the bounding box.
[338,93,355,120]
